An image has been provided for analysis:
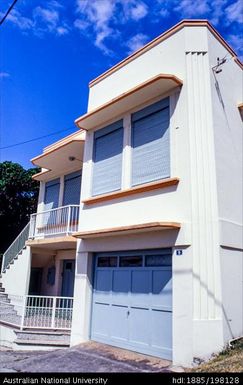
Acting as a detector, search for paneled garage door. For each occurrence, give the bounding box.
[91,248,172,359]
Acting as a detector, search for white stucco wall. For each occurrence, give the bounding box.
[220,247,243,342]
[0,324,17,349]
[1,246,31,297]
[207,30,243,347]
[80,89,191,233]
[207,32,243,250]
[88,27,209,111]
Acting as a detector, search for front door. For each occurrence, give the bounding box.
[29,268,43,295]
[61,260,75,297]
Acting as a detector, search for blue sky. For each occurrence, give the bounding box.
[0,0,242,169]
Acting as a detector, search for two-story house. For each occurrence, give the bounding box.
[0,20,242,367]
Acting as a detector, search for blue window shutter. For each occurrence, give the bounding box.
[63,171,82,205]
[132,98,170,186]
[44,179,60,210]
[92,121,123,196]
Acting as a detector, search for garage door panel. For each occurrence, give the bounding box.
[152,270,172,308]
[131,270,150,293]
[110,305,129,341]
[112,270,130,293]
[95,270,112,292]
[129,307,151,346]
[92,303,110,338]
[151,309,172,351]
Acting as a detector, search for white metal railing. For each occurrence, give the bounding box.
[29,205,80,239]
[0,294,73,330]
[22,295,74,329]
[2,222,30,272]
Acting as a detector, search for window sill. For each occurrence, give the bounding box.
[82,177,179,205]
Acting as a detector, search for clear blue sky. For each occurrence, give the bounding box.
[0,0,242,169]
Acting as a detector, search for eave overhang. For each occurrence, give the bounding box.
[31,131,85,181]
[75,74,183,131]
[73,222,181,239]
[26,236,77,249]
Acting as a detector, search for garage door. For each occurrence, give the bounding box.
[91,248,172,360]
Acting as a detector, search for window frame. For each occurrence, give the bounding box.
[90,96,171,197]
[92,119,124,197]
[131,97,170,187]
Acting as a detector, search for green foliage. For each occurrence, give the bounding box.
[0,161,40,254]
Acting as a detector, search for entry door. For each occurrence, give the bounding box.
[29,268,43,295]
[61,260,75,297]
[91,249,172,360]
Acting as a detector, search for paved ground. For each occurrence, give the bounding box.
[0,342,173,373]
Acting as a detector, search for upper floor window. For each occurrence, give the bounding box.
[44,170,82,209]
[44,178,60,210]
[131,97,170,186]
[91,97,170,196]
[92,120,124,196]
[63,170,82,205]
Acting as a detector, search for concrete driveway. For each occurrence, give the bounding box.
[0,342,172,373]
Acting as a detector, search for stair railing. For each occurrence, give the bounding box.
[1,222,30,273]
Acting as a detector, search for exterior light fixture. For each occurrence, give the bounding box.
[68,156,82,162]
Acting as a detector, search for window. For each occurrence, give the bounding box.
[65,262,73,270]
[92,120,124,196]
[63,170,82,205]
[119,256,143,267]
[145,254,172,267]
[44,178,60,210]
[131,97,170,186]
[91,97,170,197]
[97,257,118,267]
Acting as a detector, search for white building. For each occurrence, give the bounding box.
[0,20,242,367]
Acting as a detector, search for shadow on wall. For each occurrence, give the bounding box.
[212,70,241,163]
[191,268,235,340]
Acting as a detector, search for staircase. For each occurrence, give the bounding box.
[0,282,21,326]
[0,224,72,351]
[0,281,71,350]
[14,330,70,350]
[1,222,30,273]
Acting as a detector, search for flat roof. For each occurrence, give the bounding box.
[89,19,242,88]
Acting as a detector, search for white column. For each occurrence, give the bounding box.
[81,131,94,201]
[58,175,64,207]
[122,114,132,189]
[186,51,224,357]
[37,181,45,213]
[172,246,193,366]
[70,245,93,346]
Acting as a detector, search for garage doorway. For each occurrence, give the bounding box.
[91,248,172,359]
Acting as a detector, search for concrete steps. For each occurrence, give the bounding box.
[0,283,22,326]
[0,277,71,350]
[14,330,70,349]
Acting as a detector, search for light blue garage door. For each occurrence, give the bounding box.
[91,249,172,360]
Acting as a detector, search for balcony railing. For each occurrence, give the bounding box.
[29,205,80,239]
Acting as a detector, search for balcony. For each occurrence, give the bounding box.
[29,205,80,239]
